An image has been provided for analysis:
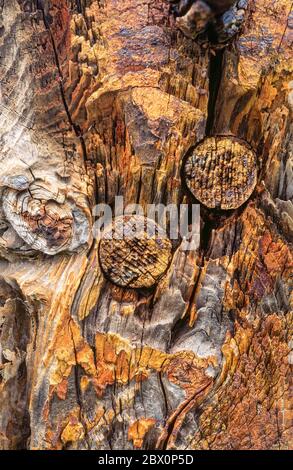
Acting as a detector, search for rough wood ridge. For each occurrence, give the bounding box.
[0,0,292,451]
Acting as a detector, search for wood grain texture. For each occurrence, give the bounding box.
[184,136,257,209]
[99,216,172,289]
[0,0,292,451]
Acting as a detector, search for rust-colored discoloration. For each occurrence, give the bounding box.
[39,319,217,449]
[128,418,156,448]
[189,314,292,450]
[184,136,257,209]
[0,0,292,451]
[23,208,72,249]
[259,231,292,280]
[61,413,85,446]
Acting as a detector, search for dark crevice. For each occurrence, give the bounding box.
[158,370,169,421]
[76,0,82,14]
[170,0,194,17]
[68,322,90,450]
[205,46,224,136]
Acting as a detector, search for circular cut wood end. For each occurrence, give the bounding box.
[99,215,172,289]
[184,136,257,210]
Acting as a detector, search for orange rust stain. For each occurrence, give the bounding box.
[219,204,292,311]
[190,314,292,450]
[61,414,84,446]
[128,418,156,449]
[43,407,82,450]
[47,318,96,398]
[49,0,71,63]
[45,320,217,447]
[56,378,69,400]
[92,331,217,399]
[165,352,216,397]
[110,285,138,303]
[259,230,292,280]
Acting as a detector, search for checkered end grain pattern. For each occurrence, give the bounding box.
[184,136,257,210]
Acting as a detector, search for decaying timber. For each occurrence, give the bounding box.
[168,0,248,41]
[184,136,257,209]
[99,216,172,289]
[0,0,292,452]
[2,186,90,255]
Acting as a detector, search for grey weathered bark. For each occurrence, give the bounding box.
[0,0,292,450]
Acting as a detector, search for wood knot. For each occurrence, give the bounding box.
[99,215,172,289]
[183,136,257,210]
[1,184,90,255]
[22,199,73,248]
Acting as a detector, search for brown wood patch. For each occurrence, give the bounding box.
[184,136,257,210]
[99,215,172,289]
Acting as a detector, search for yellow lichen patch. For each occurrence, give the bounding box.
[94,332,168,391]
[50,345,75,388]
[42,297,218,448]
[134,346,168,372]
[43,407,84,450]
[61,417,85,446]
[48,318,96,397]
[94,332,217,397]
[128,418,156,448]
[92,332,218,450]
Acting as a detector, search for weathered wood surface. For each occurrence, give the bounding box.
[99,215,172,288]
[184,136,257,209]
[0,0,292,450]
